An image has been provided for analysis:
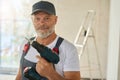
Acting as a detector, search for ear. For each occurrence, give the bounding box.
[54,16,58,24]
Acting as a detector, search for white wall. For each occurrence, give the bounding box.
[30,0,110,79]
[118,35,120,80]
[0,0,112,79]
[40,0,109,79]
[119,40,120,80]
[106,0,120,80]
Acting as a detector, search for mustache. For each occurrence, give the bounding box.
[36,26,49,30]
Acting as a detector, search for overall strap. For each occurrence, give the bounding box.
[54,37,64,49]
[52,37,64,54]
[52,37,64,69]
[23,37,35,55]
[23,36,64,55]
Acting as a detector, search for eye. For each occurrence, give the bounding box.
[44,17,50,21]
[36,17,40,21]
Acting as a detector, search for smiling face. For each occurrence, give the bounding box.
[32,11,57,38]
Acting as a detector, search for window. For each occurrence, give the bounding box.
[0,0,34,74]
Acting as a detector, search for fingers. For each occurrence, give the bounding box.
[36,55,48,65]
[35,55,54,77]
[36,55,41,61]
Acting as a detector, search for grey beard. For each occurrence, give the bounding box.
[36,27,55,39]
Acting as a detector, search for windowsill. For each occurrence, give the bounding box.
[0,67,18,75]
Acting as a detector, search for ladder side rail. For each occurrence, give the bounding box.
[79,11,96,56]
[74,12,90,45]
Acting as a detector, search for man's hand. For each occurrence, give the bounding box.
[36,55,55,78]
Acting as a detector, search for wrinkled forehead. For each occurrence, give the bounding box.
[32,11,57,19]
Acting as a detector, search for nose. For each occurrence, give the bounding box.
[39,19,45,26]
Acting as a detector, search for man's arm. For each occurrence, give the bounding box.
[36,56,81,80]
[64,71,81,80]
[47,71,81,80]
[15,67,22,80]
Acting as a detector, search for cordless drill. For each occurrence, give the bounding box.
[24,41,60,80]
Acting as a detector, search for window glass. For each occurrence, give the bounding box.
[0,0,35,70]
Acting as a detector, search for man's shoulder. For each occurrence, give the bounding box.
[60,38,76,50]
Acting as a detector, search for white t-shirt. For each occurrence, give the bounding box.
[20,36,80,77]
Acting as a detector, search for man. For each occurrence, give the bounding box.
[15,1,81,80]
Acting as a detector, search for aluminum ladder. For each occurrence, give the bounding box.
[74,10,103,80]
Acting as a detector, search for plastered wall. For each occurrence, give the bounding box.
[31,0,110,79]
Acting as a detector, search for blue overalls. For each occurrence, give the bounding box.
[20,37,63,80]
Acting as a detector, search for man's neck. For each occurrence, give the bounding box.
[36,32,57,45]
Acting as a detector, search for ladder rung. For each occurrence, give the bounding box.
[74,44,83,47]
